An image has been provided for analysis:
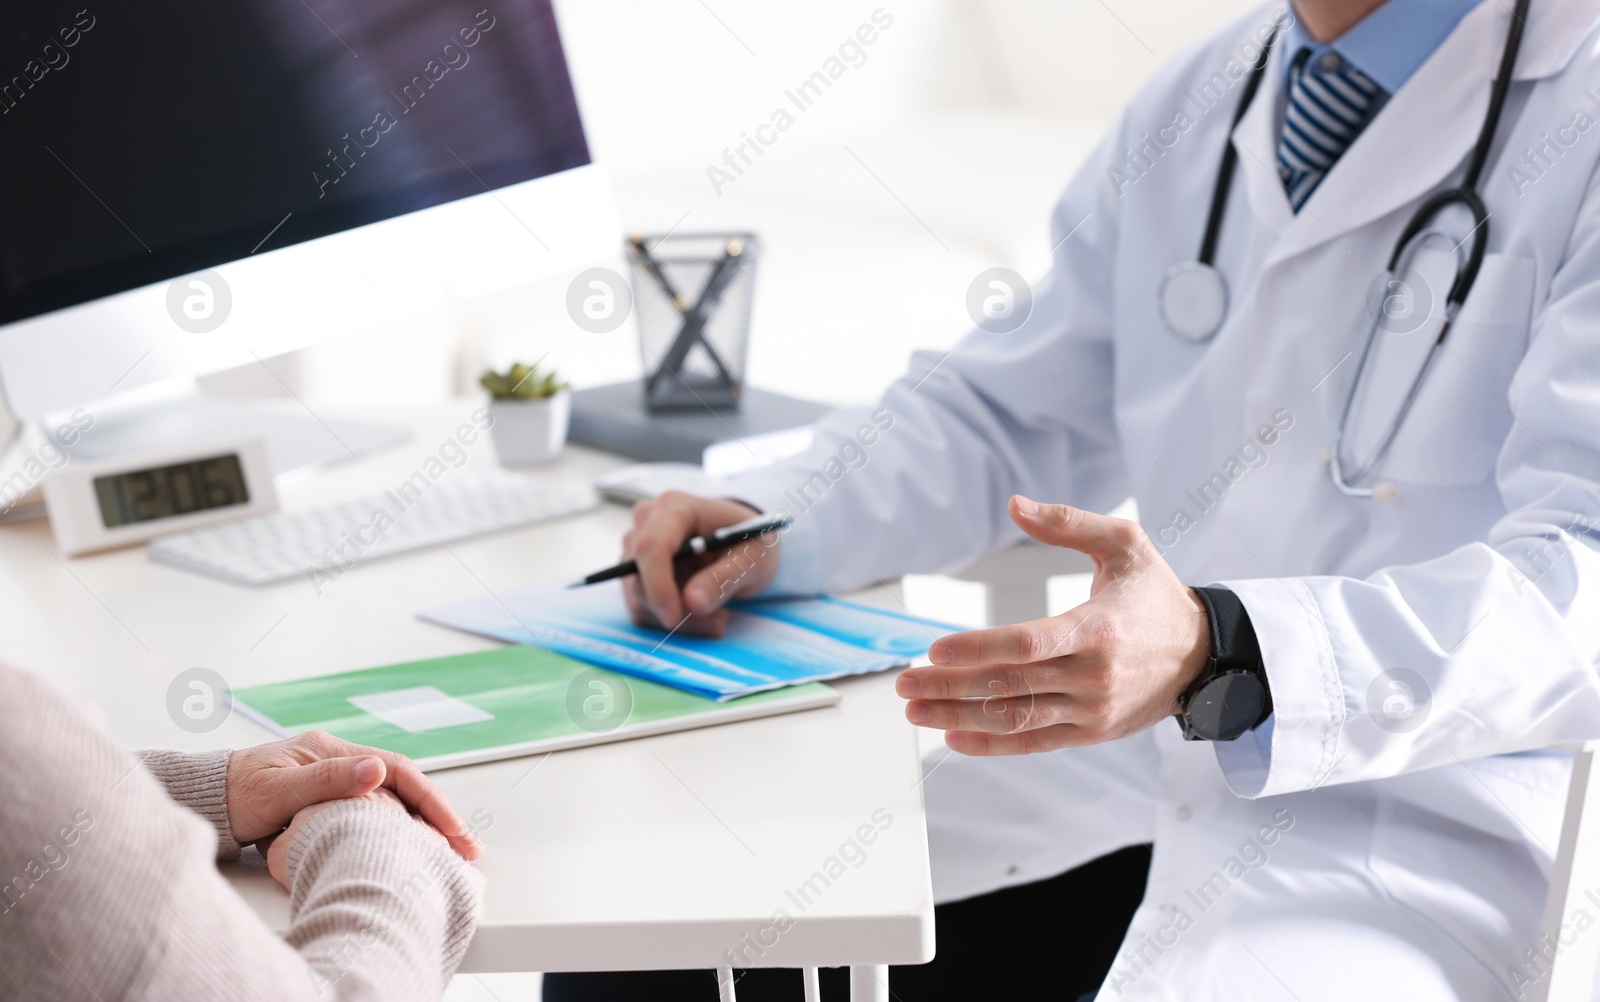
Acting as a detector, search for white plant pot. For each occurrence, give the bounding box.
[488,390,571,466]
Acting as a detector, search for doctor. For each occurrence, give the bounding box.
[551,0,1600,998]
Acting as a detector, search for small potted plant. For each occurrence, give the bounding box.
[481,361,571,466]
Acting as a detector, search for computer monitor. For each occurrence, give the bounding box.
[0,0,618,474]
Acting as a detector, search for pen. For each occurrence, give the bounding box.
[566,512,793,588]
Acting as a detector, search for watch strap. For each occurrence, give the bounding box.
[1186,586,1272,731]
[1194,586,1261,668]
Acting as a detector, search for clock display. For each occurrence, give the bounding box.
[93,454,250,528]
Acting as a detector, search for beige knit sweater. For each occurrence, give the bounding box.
[0,661,483,1001]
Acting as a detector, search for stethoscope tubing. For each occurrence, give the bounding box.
[1331,230,1467,494]
[1160,0,1531,498]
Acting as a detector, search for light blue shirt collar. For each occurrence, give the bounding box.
[1281,0,1485,95]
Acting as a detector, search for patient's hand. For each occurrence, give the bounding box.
[227,731,483,860]
[261,787,425,888]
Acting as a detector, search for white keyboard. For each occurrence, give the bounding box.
[149,469,600,586]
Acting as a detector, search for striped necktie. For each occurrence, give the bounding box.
[1277,47,1384,210]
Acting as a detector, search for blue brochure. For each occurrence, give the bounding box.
[418,582,949,700]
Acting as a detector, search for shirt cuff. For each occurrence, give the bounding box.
[135,747,244,860]
[1213,713,1276,794]
[717,471,826,597]
[1209,576,1344,798]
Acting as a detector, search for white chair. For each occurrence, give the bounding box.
[1532,740,1600,1002]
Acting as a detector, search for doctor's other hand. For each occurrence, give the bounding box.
[897,496,1211,755]
[227,730,484,860]
[622,492,781,638]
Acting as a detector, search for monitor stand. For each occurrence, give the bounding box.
[54,385,411,482]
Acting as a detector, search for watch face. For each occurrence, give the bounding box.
[1187,671,1266,741]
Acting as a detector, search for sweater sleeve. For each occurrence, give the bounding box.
[136,747,245,861]
[0,662,482,1002]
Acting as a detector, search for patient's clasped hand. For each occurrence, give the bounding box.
[0,662,486,1002]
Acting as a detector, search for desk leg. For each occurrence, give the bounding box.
[717,966,736,1002]
[802,967,821,1002]
[849,965,888,1002]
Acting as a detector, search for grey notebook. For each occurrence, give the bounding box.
[569,380,829,464]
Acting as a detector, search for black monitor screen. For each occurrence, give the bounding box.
[0,1,590,325]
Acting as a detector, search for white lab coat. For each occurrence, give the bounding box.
[727,0,1600,997]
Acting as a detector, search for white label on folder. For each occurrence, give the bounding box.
[348,686,495,733]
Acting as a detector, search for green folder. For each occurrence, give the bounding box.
[231,646,839,771]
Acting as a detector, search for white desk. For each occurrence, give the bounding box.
[0,401,934,998]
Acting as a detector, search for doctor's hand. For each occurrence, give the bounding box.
[621,491,781,638]
[897,496,1211,754]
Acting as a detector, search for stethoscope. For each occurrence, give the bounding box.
[1158,0,1530,499]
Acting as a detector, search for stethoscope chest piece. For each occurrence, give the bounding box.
[1160,261,1229,342]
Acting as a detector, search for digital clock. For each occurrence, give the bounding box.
[44,440,278,556]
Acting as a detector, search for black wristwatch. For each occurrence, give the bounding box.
[1176,586,1272,741]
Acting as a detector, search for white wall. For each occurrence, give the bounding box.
[207,0,1263,411]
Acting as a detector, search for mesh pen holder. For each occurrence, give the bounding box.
[627,232,758,411]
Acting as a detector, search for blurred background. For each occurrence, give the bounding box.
[204,0,1262,413]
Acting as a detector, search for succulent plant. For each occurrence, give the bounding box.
[481,362,567,401]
